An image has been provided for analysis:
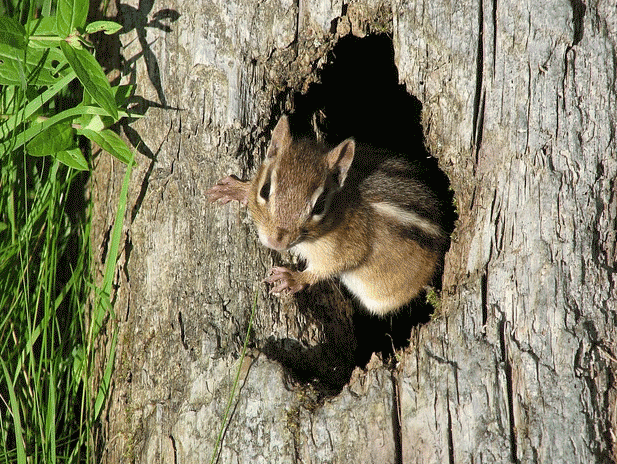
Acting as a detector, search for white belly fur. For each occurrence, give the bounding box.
[339,272,386,313]
[339,271,407,315]
[339,238,437,315]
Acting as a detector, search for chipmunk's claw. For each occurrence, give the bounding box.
[206,175,250,206]
[263,266,307,295]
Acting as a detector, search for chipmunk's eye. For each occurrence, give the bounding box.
[311,191,328,217]
[259,180,271,201]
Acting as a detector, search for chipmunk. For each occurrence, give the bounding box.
[206,115,447,315]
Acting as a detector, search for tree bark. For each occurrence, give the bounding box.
[94,0,617,462]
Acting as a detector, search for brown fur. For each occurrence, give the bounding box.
[208,115,446,315]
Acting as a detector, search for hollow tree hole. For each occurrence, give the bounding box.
[265,33,456,395]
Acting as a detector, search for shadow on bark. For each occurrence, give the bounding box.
[262,289,435,397]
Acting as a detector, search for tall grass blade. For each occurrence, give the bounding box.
[0,360,26,464]
[93,149,134,419]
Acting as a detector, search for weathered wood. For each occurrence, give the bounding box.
[394,0,616,461]
[93,0,617,462]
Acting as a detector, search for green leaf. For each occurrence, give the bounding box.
[0,44,68,86]
[0,16,27,49]
[0,104,124,155]
[114,84,135,106]
[75,84,136,130]
[0,45,25,88]
[54,147,89,170]
[60,41,119,120]
[27,17,62,49]
[78,114,106,131]
[26,16,58,36]
[1,70,76,135]
[26,123,75,156]
[56,0,89,37]
[85,21,123,35]
[41,0,53,16]
[0,23,27,88]
[78,128,134,164]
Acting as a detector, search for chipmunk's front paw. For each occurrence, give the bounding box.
[206,175,250,206]
[263,266,308,295]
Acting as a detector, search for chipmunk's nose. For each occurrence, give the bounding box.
[259,227,291,251]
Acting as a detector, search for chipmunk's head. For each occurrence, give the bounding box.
[249,115,355,251]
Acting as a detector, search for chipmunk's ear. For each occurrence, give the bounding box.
[266,115,292,159]
[326,138,355,187]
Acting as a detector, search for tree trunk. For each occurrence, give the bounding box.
[94,0,617,462]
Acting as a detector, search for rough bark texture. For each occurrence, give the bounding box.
[93,0,617,462]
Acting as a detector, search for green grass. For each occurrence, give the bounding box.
[2,155,87,463]
[0,152,133,463]
[0,0,136,461]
